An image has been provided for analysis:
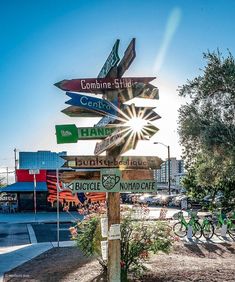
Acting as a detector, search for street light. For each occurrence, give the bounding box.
[154,142,171,195]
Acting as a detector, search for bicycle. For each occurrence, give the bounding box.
[213,209,235,239]
[201,215,214,239]
[226,211,235,239]
[173,210,202,239]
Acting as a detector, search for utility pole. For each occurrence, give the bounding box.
[154,142,171,195]
[14,148,17,182]
[167,145,171,195]
[6,167,9,185]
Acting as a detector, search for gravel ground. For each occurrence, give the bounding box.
[4,241,235,282]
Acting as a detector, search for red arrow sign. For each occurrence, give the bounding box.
[54,77,155,93]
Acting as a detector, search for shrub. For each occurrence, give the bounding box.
[70,206,173,281]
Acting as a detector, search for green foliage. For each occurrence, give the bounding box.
[76,216,100,256]
[178,50,235,210]
[0,177,5,187]
[73,212,173,281]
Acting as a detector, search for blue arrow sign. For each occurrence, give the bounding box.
[65,92,117,116]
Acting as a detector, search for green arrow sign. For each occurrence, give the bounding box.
[98,39,120,78]
[55,124,78,144]
[63,168,156,193]
[55,125,117,144]
[78,127,116,140]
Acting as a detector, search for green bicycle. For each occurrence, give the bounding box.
[201,215,214,239]
[173,211,202,239]
[214,209,235,239]
[227,211,235,239]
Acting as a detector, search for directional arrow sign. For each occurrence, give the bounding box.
[98,39,120,78]
[78,126,117,140]
[63,169,156,193]
[94,128,126,155]
[60,170,100,183]
[65,92,117,116]
[55,124,117,143]
[61,106,105,117]
[66,179,156,193]
[108,123,159,156]
[117,38,136,77]
[60,169,154,183]
[54,77,155,93]
[111,104,161,124]
[62,155,163,169]
[55,124,78,144]
[118,83,159,103]
[95,103,161,128]
[95,114,117,127]
[94,123,158,156]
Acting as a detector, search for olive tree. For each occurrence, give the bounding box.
[178,51,235,210]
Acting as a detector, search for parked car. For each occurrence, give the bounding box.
[187,197,202,209]
[159,194,177,206]
[202,192,224,207]
[172,194,186,207]
[172,194,202,209]
[151,194,163,206]
[138,194,155,204]
[122,193,142,204]
[120,193,132,203]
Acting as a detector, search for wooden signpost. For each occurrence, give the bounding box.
[63,169,156,193]
[55,38,161,282]
[55,124,117,144]
[95,114,117,127]
[54,77,155,93]
[94,127,127,155]
[98,39,120,78]
[65,92,118,116]
[61,105,105,117]
[95,103,161,128]
[117,38,136,77]
[62,155,163,169]
[94,123,159,155]
[60,168,155,184]
[118,82,159,103]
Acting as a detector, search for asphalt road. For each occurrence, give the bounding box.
[31,223,72,243]
[0,223,30,247]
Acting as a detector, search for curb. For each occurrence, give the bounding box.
[26,224,37,244]
[1,241,76,282]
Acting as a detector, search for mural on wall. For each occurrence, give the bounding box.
[46,171,106,207]
[46,170,79,206]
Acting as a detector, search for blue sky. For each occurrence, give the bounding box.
[1,0,235,173]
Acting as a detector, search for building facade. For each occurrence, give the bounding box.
[19,151,66,170]
[1,151,67,211]
[155,158,185,189]
[1,150,106,211]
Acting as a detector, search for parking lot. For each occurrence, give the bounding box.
[121,192,200,209]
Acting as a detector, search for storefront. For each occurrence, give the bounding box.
[0,182,48,211]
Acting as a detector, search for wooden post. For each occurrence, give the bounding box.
[106,68,121,282]
[107,191,121,281]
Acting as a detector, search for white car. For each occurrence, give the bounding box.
[138,194,155,204]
